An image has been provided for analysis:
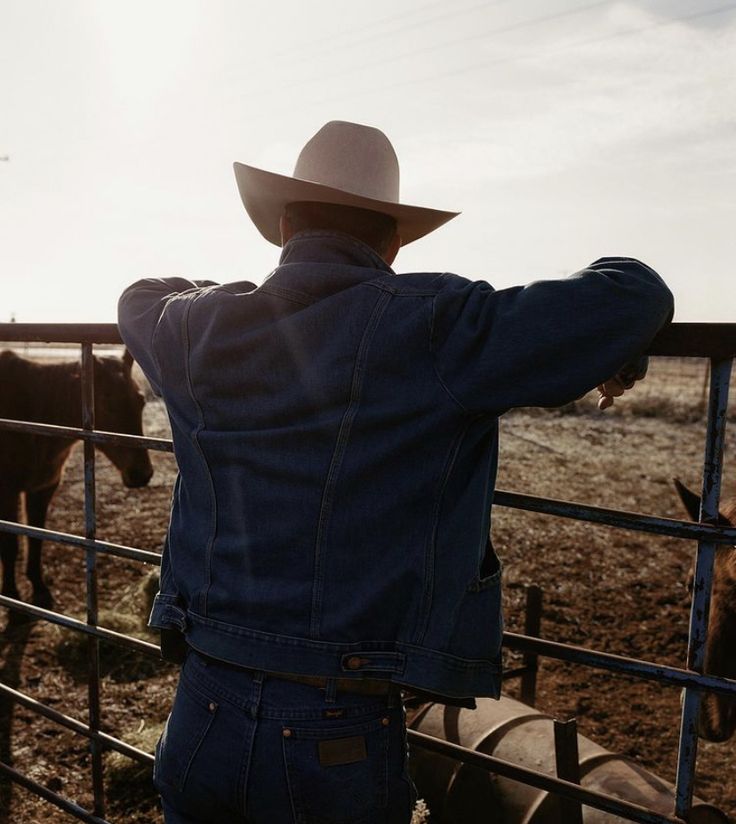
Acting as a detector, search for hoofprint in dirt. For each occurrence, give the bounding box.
[1,357,735,823]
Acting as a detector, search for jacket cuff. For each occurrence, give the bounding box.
[148,592,187,632]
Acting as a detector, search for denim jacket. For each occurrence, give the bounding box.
[118,231,673,703]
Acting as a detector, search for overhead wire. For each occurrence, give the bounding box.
[266,0,614,99]
[274,0,515,68]
[313,1,736,104]
[273,0,451,52]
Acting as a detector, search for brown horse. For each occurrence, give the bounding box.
[675,479,736,741]
[0,349,153,611]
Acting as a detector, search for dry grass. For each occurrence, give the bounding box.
[52,571,160,683]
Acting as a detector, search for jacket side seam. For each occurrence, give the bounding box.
[181,301,219,617]
[309,289,392,640]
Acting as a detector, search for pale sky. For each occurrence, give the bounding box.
[2,0,735,322]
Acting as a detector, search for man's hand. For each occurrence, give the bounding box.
[597,376,631,410]
[597,356,649,411]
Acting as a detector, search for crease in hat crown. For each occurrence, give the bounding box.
[233,119,460,247]
[293,121,400,203]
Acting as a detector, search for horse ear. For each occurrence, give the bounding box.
[674,478,732,526]
[122,348,134,373]
[674,479,702,522]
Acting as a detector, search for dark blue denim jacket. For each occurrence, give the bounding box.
[118,231,673,703]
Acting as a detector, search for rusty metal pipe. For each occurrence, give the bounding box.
[0,761,110,824]
[504,632,736,697]
[0,323,122,344]
[0,594,160,657]
[493,491,736,545]
[0,518,161,565]
[0,682,153,766]
[2,321,735,356]
[675,356,733,816]
[0,416,173,452]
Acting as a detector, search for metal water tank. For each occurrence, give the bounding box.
[409,695,729,823]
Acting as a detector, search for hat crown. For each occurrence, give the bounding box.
[293,121,400,204]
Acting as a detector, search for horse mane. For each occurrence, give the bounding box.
[721,497,736,526]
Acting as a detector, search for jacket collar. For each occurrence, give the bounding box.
[277,230,394,274]
[260,231,395,301]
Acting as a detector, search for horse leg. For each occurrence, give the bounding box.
[0,493,24,629]
[25,484,58,610]
[0,492,21,601]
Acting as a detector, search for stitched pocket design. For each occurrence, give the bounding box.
[282,713,391,823]
[154,676,218,793]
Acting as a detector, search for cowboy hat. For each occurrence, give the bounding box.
[233,120,459,247]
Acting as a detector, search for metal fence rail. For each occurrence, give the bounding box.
[0,322,734,823]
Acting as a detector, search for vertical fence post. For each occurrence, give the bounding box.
[81,343,105,818]
[674,356,732,819]
[554,718,583,824]
[700,359,710,415]
[521,585,543,706]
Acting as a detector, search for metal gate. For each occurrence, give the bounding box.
[0,321,734,823]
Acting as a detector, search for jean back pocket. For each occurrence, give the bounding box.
[282,713,391,824]
[155,676,218,793]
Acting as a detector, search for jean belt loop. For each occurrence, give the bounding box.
[387,685,401,709]
[249,670,265,719]
[324,677,337,703]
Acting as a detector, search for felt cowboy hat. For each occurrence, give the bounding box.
[233,120,459,247]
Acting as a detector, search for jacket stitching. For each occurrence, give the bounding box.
[158,474,182,597]
[286,229,393,271]
[310,289,392,640]
[181,301,219,617]
[150,307,165,394]
[218,282,258,296]
[184,616,501,678]
[365,280,440,297]
[429,293,469,412]
[412,416,480,646]
[257,284,317,306]
[187,610,499,667]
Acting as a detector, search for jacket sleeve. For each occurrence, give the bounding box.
[431,257,674,414]
[117,277,217,395]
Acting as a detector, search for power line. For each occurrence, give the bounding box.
[270,0,613,100]
[274,0,514,68]
[314,1,736,105]
[271,0,454,58]
[544,1,736,56]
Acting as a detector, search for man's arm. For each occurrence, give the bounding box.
[117,277,217,394]
[431,258,674,414]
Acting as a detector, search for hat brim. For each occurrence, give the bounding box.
[233,162,460,247]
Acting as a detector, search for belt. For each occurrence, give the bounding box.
[193,652,395,697]
[270,671,395,697]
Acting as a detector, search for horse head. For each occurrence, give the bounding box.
[92,349,154,488]
[675,479,736,742]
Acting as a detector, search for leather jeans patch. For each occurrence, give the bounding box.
[318,735,367,767]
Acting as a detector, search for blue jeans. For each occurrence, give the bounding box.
[154,649,417,823]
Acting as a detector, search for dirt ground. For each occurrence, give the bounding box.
[1,356,735,823]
